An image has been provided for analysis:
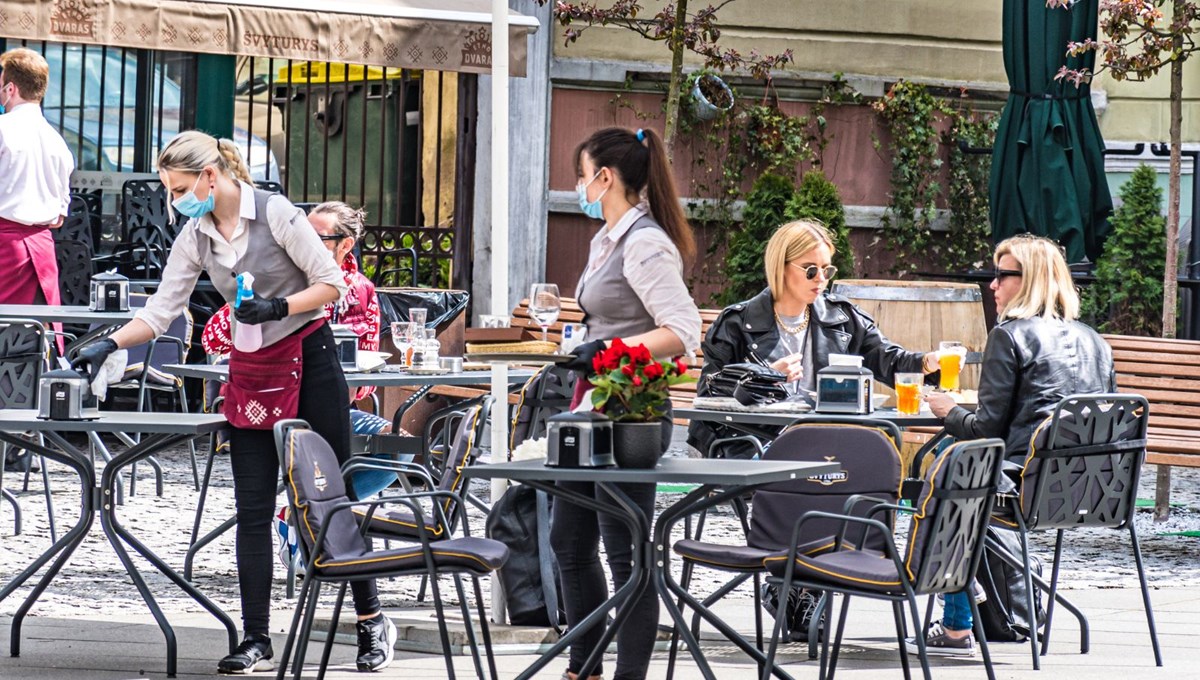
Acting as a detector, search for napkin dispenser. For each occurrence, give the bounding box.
[546,412,614,468]
[815,357,874,415]
[330,325,359,369]
[90,271,130,312]
[37,368,100,421]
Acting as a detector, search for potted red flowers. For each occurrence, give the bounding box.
[588,338,695,467]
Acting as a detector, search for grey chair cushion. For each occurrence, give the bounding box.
[315,536,509,578]
[353,505,439,539]
[763,548,899,594]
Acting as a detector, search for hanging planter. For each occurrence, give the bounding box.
[690,73,734,121]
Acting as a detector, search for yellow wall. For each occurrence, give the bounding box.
[551,0,1200,143]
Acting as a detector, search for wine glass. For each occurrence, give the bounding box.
[529,283,561,343]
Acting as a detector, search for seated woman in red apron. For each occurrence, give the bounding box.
[71,130,396,674]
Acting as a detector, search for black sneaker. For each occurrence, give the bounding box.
[355,613,396,672]
[905,622,976,657]
[788,590,825,643]
[218,634,274,674]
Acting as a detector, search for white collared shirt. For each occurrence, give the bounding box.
[581,205,702,353]
[196,179,257,269]
[0,103,75,225]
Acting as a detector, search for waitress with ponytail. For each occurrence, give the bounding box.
[555,127,702,680]
[71,130,396,674]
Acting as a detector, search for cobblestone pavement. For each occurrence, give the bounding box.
[1,428,1197,622]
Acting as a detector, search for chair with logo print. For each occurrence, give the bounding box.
[761,437,1006,680]
[273,419,507,680]
[666,418,904,677]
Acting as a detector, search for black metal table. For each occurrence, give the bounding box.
[0,410,235,678]
[677,406,944,429]
[162,362,536,388]
[464,457,841,680]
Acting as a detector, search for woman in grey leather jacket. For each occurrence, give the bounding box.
[687,220,955,460]
[916,234,1115,657]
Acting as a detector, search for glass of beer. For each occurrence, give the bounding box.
[895,373,924,416]
[938,341,965,391]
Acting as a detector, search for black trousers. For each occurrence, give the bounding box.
[228,322,380,636]
[550,480,659,680]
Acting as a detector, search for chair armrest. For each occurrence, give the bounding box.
[341,458,436,490]
[709,435,765,460]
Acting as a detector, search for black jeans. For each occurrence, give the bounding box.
[550,480,658,680]
[228,322,381,636]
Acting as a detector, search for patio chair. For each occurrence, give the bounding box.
[987,394,1161,669]
[94,180,178,279]
[272,419,507,680]
[760,437,1005,680]
[56,195,95,244]
[667,418,904,676]
[0,319,58,540]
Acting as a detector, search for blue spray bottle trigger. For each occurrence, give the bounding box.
[235,272,255,309]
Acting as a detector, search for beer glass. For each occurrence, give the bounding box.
[938,341,965,391]
[895,373,923,415]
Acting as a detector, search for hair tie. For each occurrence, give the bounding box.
[636,128,645,143]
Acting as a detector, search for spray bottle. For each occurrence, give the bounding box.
[233,272,264,352]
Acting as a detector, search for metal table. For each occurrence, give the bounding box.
[465,457,840,680]
[0,304,139,325]
[0,411,235,678]
[163,362,535,388]
[676,406,944,429]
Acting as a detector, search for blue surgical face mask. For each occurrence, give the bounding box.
[172,172,216,219]
[0,83,10,115]
[576,170,608,220]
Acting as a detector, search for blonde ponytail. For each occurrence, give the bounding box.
[158,130,253,184]
[217,138,254,184]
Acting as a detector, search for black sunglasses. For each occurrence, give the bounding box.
[790,263,838,281]
[993,268,1022,281]
[318,234,346,242]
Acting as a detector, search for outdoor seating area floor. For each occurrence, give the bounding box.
[1,428,1198,620]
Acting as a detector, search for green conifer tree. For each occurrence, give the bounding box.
[1085,164,1166,335]
[786,169,854,278]
[718,173,795,306]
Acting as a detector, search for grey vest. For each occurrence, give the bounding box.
[198,190,323,348]
[576,214,662,342]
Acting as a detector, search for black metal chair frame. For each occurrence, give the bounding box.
[271,419,502,680]
[0,319,58,540]
[989,394,1161,669]
[761,437,1007,680]
[668,417,905,678]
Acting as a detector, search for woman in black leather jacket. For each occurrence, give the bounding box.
[916,234,1115,657]
[687,219,953,460]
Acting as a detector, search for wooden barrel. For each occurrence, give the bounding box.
[829,280,988,390]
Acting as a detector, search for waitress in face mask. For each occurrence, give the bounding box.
[555,126,701,680]
[70,130,398,674]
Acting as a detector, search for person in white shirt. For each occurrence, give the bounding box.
[0,47,74,307]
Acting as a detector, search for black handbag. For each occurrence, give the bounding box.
[707,363,788,406]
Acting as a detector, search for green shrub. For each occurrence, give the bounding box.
[718,173,796,306]
[785,169,854,277]
[1084,164,1165,335]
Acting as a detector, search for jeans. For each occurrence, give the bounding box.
[228,323,381,636]
[550,480,659,680]
[943,590,973,631]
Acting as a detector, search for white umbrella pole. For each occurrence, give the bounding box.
[489,0,511,625]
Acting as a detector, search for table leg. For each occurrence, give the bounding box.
[0,431,94,658]
[515,480,649,680]
[654,484,797,680]
[98,432,238,677]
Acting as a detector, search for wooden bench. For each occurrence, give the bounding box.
[1103,334,1200,469]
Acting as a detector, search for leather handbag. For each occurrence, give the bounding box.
[707,362,788,406]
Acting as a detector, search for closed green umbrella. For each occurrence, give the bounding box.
[990,0,1112,263]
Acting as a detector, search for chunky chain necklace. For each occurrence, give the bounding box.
[774,307,811,335]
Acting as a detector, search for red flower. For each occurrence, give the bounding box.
[643,361,664,380]
[632,375,642,387]
[621,363,636,377]
[610,337,631,357]
[675,358,689,375]
[630,344,653,365]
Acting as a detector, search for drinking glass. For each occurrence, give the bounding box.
[529,283,561,342]
[409,307,428,331]
[938,341,965,391]
[895,373,924,416]
[391,321,417,367]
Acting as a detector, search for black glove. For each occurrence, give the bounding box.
[234,295,289,325]
[71,338,119,383]
[562,339,607,375]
